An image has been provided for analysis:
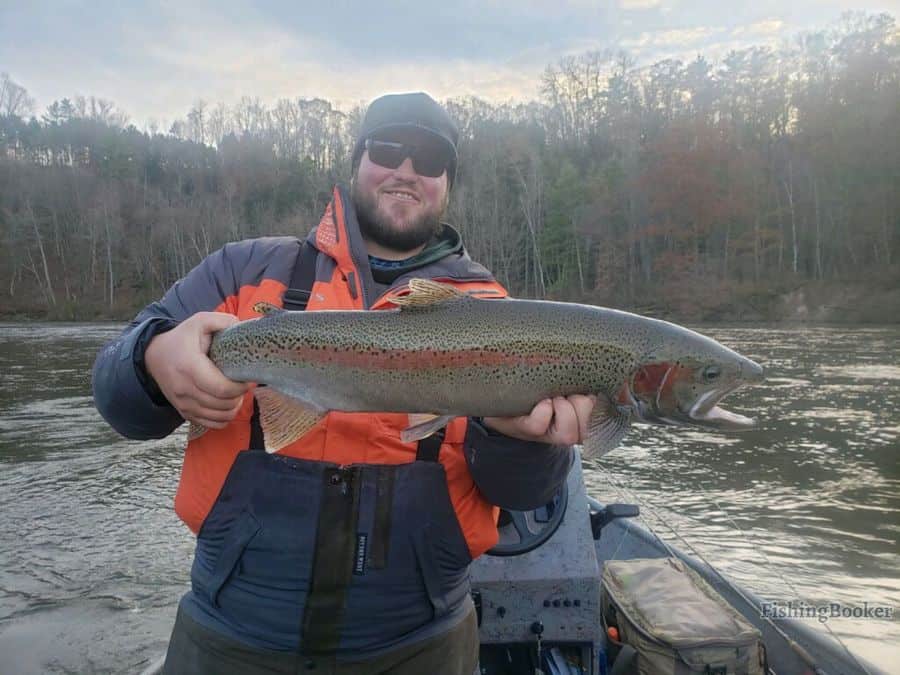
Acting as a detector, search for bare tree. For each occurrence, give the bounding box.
[0,72,35,118]
[187,100,208,145]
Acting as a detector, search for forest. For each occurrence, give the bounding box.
[1,12,897,321]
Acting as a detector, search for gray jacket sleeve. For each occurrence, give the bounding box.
[91,315,184,439]
[92,237,300,440]
[91,242,245,440]
[463,419,574,511]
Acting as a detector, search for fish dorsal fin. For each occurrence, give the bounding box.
[582,394,633,458]
[391,279,467,310]
[253,301,283,316]
[254,387,326,453]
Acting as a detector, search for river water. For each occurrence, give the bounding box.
[0,322,897,673]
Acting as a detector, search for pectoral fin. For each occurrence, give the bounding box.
[401,413,455,443]
[254,387,326,453]
[583,395,633,458]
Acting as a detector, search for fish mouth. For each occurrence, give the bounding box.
[686,384,756,429]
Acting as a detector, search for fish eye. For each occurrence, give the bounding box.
[702,365,721,382]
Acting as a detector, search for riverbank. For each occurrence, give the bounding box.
[588,279,900,324]
[701,280,900,324]
[1,279,898,324]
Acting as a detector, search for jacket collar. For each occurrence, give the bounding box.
[306,184,501,308]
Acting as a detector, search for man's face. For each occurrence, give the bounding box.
[351,128,451,254]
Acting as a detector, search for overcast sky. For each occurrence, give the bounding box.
[2,0,898,128]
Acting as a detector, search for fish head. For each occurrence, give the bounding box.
[624,338,764,431]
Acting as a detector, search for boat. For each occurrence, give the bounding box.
[140,453,887,674]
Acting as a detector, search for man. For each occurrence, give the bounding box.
[92,92,596,674]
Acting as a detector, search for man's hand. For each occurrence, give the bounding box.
[482,395,598,445]
[144,312,250,429]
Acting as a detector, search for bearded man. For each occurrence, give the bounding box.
[93,92,595,674]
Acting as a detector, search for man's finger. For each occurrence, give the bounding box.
[568,394,597,440]
[192,312,243,353]
[549,397,578,444]
[523,398,554,435]
[192,311,242,333]
[188,415,231,430]
[193,358,251,399]
[181,400,242,424]
[184,388,246,412]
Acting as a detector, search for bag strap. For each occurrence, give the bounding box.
[609,643,638,675]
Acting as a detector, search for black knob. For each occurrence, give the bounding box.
[497,606,506,618]
[531,621,544,635]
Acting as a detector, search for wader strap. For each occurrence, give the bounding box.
[369,467,395,570]
[249,398,264,450]
[282,241,319,311]
[368,431,444,572]
[301,466,361,654]
[415,429,445,463]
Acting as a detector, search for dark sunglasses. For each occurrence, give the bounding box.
[364,138,453,178]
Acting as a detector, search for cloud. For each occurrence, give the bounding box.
[619,0,663,9]
[1,0,892,127]
[111,3,545,121]
[624,26,721,49]
[617,19,793,65]
[731,19,786,37]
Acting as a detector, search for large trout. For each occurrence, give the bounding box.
[196,279,764,455]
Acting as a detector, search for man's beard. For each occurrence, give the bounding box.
[351,181,446,253]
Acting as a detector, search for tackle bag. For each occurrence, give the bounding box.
[601,557,767,675]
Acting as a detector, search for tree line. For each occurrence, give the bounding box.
[1,12,897,320]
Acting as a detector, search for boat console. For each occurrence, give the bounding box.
[471,454,610,675]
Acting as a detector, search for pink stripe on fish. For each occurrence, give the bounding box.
[281,345,564,370]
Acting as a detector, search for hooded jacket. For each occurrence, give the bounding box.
[91,185,574,655]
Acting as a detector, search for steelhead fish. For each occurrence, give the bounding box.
[193,279,764,455]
